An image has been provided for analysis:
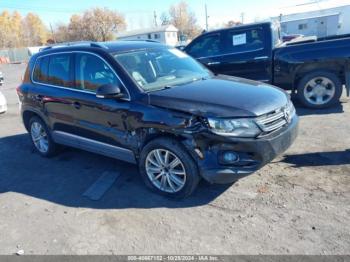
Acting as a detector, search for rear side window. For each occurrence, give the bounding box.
[33,54,73,88]
[223,28,264,54]
[33,57,49,83]
[186,34,222,58]
[47,54,73,87]
[75,53,120,92]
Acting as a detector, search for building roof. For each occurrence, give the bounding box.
[117,25,178,38]
[272,1,350,17]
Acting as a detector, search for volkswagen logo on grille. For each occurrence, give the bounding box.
[284,108,291,123]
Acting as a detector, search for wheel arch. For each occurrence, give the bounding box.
[294,64,345,91]
[136,128,200,164]
[22,109,49,132]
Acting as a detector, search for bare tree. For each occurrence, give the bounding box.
[55,7,126,43]
[168,1,201,40]
[160,12,171,26]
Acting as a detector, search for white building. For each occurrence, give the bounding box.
[117,25,179,46]
[273,3,350,38]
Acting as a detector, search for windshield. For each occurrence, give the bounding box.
[113,48,211,92]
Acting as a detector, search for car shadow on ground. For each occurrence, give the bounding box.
[291,96,346,116]
[0,134,232,209]
[282,150,350,168]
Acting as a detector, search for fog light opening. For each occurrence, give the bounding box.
[222,151,239,164]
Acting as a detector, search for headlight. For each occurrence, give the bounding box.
[207,118,261,137]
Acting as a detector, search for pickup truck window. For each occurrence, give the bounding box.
[224,28,264,54]
[186,33,222,58]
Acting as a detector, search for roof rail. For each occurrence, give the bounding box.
[119,39,160,43]
[40,41,108,52]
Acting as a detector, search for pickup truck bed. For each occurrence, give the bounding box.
[185,22,350,108]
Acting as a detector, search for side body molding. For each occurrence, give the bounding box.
[52,131,137,164]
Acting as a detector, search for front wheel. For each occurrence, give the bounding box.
[297,71,343,109]
[139,138,200,199]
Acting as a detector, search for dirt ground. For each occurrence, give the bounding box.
[0,63,349,255]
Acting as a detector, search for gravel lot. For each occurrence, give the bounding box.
[0,63,349,255]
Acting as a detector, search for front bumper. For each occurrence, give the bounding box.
[196,116,298,184]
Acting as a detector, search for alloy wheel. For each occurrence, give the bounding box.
[145,149,186,193]
[304,77,336,105]
[30,121,49,153]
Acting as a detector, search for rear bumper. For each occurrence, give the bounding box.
[198,116,298,184]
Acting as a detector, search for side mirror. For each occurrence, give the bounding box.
[96,84,124,99]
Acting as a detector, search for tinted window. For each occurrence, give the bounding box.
[114,48,210,92]
[75,53,119,92]
[186,34,221,58]
[224,28,264,54]
[47,54,73,87]
[33,57,49,83]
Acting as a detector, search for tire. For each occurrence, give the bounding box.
[139,137,200,199]
[29,116,58,157]
[297,70,342,109]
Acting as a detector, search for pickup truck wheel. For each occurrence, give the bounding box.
[297,71,342,109]
[29,116,58,157]
[139,138,200,199]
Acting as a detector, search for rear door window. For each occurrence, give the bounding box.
[47,54,74,87]
[33,56,49,83]
[186,33,222,58]
[223,28,264,54]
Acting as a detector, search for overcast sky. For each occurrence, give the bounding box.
[0,0,348,30]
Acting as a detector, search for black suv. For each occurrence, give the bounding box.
[18,41,298,198]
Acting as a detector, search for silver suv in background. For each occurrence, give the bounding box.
[0,71,7,113]
[0,71,4,86]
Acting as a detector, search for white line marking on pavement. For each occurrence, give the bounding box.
[83,171,120,201]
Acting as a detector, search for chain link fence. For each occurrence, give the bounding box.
[0,47,38,63]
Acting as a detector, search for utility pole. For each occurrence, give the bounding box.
[49,23,56,43]
[153,11,158,27]
[205,4,209,31]
[240,12,245,24]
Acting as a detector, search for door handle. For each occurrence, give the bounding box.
[207,61,221,65]
[73,102,81,109]
[34,94,43,102]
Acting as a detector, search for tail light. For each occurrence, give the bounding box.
[16,86,23,101]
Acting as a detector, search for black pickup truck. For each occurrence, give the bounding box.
[184,22,350,108]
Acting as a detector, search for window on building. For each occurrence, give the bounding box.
[298,23,308,30]
[148,34,151,39]
[154,33,160,39]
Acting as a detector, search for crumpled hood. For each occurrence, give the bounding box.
[148,75,289,118]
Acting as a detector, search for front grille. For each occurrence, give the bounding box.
[256,106,290,134]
